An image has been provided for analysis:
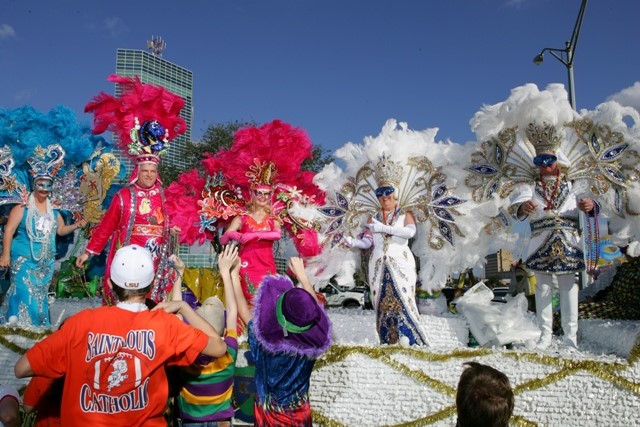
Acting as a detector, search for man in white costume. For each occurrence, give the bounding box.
[510,123,596,350]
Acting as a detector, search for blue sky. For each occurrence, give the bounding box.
[1,0,639,154]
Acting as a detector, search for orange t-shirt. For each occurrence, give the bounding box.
[26,306,209,427]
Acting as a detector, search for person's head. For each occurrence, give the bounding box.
[109,245,155,302]
[373,155,402,209]
[136,162,159,189]
[525,122,566,177]
[253,275,331,358]
[375,184,397,210]
[28,143,65,198]
[456,362,514,427]
[197,296,226,335]
[533,152,559,176]
[33,177,53,199]
[251,185,273,210]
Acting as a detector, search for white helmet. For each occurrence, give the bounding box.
[110,245,155,289]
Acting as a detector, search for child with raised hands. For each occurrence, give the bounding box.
[170,245,240,427]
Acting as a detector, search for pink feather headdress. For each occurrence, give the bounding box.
[165,120,325,256]
[85,75,186,181]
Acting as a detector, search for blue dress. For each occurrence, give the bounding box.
[0,206,58,326]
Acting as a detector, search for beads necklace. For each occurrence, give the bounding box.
[25,193,54,261]
[540,171,561,210]
[381,204,398,225]
[585,203,601,278]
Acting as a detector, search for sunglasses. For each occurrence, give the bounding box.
[375,186,395,198]
[533,154,558,167]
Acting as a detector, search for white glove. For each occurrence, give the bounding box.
[366,219,389,234]
[366,219,416,239]
[343,235,372,249]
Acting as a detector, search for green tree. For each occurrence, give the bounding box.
[159,120,334,183]
[302,144,333,173]
[159,120,253,183]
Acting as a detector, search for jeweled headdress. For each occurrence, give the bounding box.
[0,146,24,205]
[85,74,186,180]
[27,144,65,182]
[246,159,278,189]
[128,118,170,164]
[374,155,403,188]
[525,121,562,155]
[0,146,15,181]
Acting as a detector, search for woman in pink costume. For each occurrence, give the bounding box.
[166,120,324,310]
[220,186,281,304]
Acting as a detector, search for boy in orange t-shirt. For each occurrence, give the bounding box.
[15,245,228,427]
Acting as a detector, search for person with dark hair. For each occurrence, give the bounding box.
[0,385,20,427]
[456,362,514,427]
[15,244,227,426]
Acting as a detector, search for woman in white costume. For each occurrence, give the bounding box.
[344,157,428,346]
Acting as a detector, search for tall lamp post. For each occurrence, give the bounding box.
[533,0,588,110]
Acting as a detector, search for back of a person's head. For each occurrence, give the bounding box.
[456,362,514,427]
[197,296,225,335]
[110,245,155,301]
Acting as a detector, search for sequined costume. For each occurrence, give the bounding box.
[510,173,586,348]
[368,210,429,346]
[463,84,640,349]
[0,206,59,326]
[82,74,187,304]
[511,175,585,274]
[236,215,278,304]
[85,182,169,304]
[579,256,640,320]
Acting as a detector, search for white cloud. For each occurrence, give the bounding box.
[103,16,127,37]
[607,81,640,111]
[0,24,16,40]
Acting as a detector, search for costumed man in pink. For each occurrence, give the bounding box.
[75,75,186,305]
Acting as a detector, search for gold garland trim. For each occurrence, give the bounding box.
[312,336,640,427]
[0,326,50,355]
[2,317,639,427]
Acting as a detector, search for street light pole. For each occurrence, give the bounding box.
[533,0,588,109]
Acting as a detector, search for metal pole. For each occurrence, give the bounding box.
[566,47,576,109]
